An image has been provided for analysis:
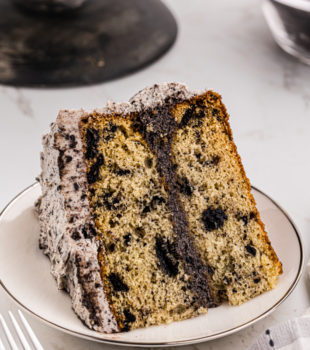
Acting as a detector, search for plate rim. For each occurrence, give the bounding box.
[0,182,304,347]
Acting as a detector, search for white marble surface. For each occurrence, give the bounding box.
[0,0,310,349]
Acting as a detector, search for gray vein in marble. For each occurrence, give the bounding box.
[282,60,310,109]
[0,87,34,118]
[16,89,34,118]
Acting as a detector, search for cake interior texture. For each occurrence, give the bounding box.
[80,115,210,331]
[77,89,282,331]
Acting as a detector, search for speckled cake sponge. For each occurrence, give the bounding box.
[37,83,282,333]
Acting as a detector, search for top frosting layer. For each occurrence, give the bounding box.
[93,82,197,116]
[130,82,195,110]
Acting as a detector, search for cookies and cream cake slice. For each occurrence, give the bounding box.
[37,82,282,333]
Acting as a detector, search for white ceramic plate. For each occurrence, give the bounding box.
[0,183,303,347]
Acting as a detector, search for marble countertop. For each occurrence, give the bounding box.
[1,0,310,349]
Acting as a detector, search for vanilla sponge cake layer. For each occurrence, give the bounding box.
[37,83,282,333]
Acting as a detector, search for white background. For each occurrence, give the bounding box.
[0,0,310,349]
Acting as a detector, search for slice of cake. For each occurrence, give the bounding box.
[37,83,282,333]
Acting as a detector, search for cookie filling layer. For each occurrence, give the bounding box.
[131,100,217,308]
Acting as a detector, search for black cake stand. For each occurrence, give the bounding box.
[0,0,177,87]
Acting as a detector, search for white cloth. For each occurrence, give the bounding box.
[247,311,310,350]
[247,263,310,349]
